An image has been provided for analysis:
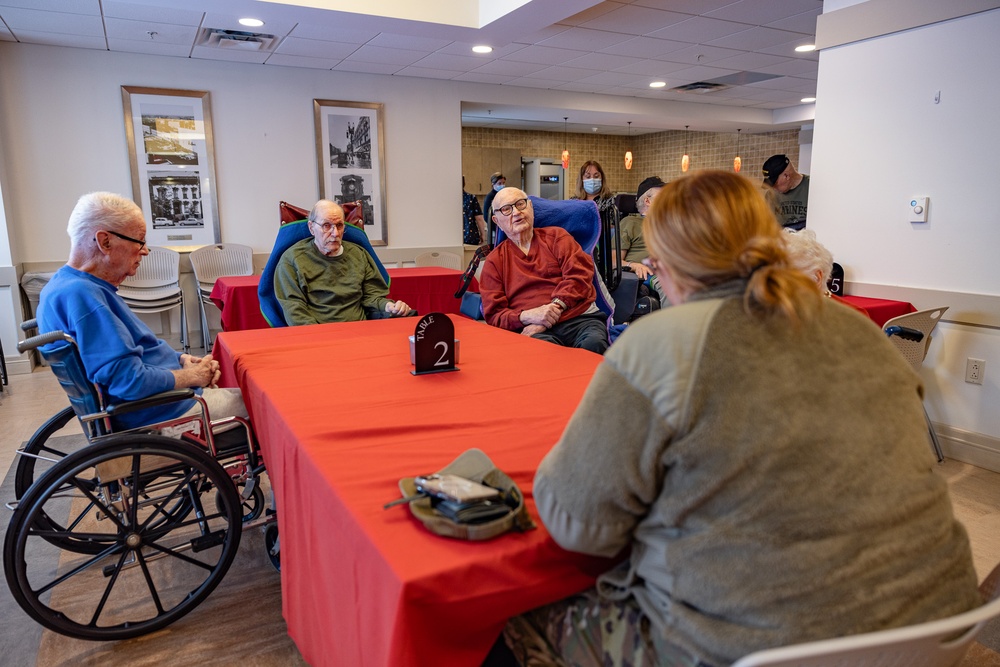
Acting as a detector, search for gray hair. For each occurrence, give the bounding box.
[783,229,834,288]
[67,192,143,248]
[308,199,344,224]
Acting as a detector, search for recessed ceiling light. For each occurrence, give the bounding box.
[649,81,666,88]
[795,44,816,52]
[801,97,817,103]
[592,127,598,132]
[472,45,493,54]
[239,18,265,27]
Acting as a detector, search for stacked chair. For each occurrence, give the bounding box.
[189,243,254,351]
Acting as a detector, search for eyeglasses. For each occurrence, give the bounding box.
[495,198,529,217]
[311,220,345,233]
[106,230,146,251]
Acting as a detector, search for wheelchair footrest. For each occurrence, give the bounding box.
[191,529,228,552]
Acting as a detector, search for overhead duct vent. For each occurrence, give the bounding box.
[671,81,728,94]
[198,28,278,51]
[670,71,783,94]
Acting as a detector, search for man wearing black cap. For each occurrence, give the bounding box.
[619,176,667,305]
[762,154,809,230]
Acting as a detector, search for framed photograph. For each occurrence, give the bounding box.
[314,99,387,246]
[121,86,221,251]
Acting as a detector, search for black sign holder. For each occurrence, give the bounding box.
[411,313,459,376]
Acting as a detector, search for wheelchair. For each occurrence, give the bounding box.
[4,322,278,641]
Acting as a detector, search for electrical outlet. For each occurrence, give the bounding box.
[966,358,985,385]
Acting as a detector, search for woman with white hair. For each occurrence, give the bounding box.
[783,228,833,292]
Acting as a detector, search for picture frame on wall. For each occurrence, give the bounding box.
[314,99,387,246]
[121,86,221,251]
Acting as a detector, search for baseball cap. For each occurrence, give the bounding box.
[762,155,790,186]
[636,176,666,201]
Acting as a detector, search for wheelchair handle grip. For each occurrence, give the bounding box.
[17,330,74,354]
[884,325,924,342]
[21,318,37,333]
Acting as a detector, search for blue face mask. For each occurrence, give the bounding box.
[493,182,505,192]
[583,178,602,195]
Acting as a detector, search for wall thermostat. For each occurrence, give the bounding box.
[909,196,929,223]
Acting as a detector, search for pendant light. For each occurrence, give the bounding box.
[561,117,570,170]
[624,121,633,170]
[681,125,690,173]
[733,128,742,173]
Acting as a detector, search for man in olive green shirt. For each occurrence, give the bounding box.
[274,200,412,325]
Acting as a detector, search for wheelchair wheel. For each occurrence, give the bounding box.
[264,523,280,573]
[218,481,265,523]
[3,434,242,640]
[13,406,77,499]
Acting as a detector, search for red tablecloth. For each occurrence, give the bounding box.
[214,318,612,667]
[838,295,916,328]
[209,267,475,333]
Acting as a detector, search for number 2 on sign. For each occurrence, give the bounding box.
[434,341,450,367]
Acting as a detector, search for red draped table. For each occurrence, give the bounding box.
[213,318,611,667]
[838,295,916,327]
[209,267,475,332]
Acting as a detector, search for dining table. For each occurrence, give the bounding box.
[213,317,613,667]
[208,266,476,332]
[837,294,916,328]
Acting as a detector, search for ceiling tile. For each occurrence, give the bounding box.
[577,70,652,86]
[452,71,518,84]
[0,0,99,14]
[411,51,488,71]
[264,52,339,69]
[523,64,603,81]
[367,32,451,52]
[10,29,106,48]
[646,16,751,43]
[537,27,633,51]
[753,58,817,77]
[655,44,744,65]
[705,0,821,26]
[560,51,644,71]
[288,24,377,44]
[511,24,570,44]
[580,5,691,35]
[706,26,804,51]
[0,7,104,36]
[393,65,463,80]
[107,37,191,57]
[332,60,401,75]
[632,0,735,12]
[471,59,550,76]
[104,17,197,45]
[746,74,811,90]
[553,81,613,93]
[708,51,790,71]
[500,44,589,65]
[598,35,690,58]
[342,44,426,66]
[664,64,741,82]
[765,7,820,34]
[435,41,524,58]
[274,37,358,59]
[611,58,692,76]
[504,77,565,89]
[559,1,627,27]
[0,26,13,41]
[102,1,202,26]
[755,39,818,59]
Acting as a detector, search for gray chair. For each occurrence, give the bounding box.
[189,243,254,351]
[118,246,188,353]
[883,306,949,462]
[733,559,1000,666]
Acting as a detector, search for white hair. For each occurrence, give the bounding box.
[783,229,834,288]
[67,192,143,248]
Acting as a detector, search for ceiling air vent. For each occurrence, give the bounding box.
[198,28,278,51]
[670,81,728,94]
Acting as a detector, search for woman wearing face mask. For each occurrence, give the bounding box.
[573,160,621,290]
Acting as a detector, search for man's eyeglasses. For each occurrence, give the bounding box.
[311,220,345,233]
[495,198,529,217]
[106,230,146,251]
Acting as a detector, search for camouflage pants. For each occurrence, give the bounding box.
[503,588,702,667]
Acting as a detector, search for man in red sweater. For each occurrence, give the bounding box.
[479,187,609,354]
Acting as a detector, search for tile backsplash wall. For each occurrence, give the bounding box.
[463,127,801,198]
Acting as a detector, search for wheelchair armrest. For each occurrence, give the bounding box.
[18,330,72,354]
[105,389,197,417]
[884,325,924,342]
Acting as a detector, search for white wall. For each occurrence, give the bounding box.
[809,8,1000,457]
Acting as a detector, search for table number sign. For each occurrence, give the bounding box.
[411,313,459,375]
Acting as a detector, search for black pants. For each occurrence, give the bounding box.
[531,313,609,354]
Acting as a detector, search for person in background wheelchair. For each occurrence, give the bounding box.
[274,198,412,325]
[37,191,248,433]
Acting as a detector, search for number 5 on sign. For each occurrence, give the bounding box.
[411,313,459,376]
